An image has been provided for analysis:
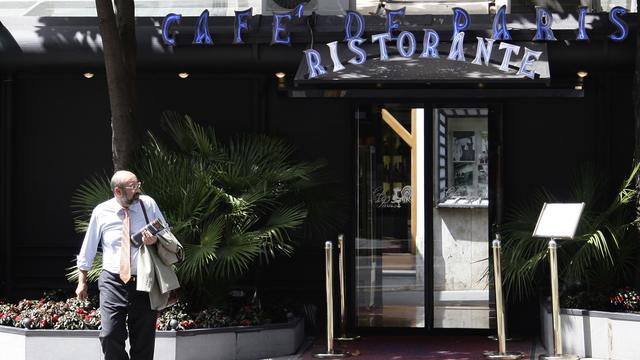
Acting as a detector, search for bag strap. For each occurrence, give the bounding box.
[139,200,150,224]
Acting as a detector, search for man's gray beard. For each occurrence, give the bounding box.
[123,193,140,206]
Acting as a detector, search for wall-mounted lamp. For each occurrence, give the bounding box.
[178,72,189,79]
[575,70,588,90]
[83,72,94,79]
[275,72,287,91]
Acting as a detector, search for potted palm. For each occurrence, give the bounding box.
[71,111,337,305]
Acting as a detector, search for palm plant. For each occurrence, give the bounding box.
[69,111,339,307]
[501,162,640,302]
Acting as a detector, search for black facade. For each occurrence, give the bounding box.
[0,12,636,335]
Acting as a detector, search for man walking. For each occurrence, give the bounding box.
[76,170,165,360]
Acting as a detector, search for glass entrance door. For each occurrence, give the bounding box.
[356,104,426,328]
[355,104,492,330]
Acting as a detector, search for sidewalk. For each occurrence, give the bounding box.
[276,335,541,360]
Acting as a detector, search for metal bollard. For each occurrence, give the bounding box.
[483,234,525,360]
[313,241,348,358]
[335,234,360,341]
[539,239,579,360]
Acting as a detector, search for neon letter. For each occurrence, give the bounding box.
[345,10,365,41]
[293,4,304,18]
[517,47,542,79]
[472,37,495,66]
[162,13,182,46]
[327,41,346,72]
[348,38,367,65]
[233,8,252,44]
[492,5,511,40]
[372,33,391,61]
[272,12,292,45]
[577,6,588,40]
[499,42,520,72]
[533,7,556,41]
[452,8,470,39]
[609,6,628,41]
[447,32,466,62]
[397,31,417,58]
[420,29,440,58]
[304,49,326,79]
[193,9,213,45]
[385,7,405,40]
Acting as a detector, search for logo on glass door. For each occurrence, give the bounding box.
[374,185,411,208]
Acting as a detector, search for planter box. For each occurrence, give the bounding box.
[540,303,640,359]
[0,317,304,360]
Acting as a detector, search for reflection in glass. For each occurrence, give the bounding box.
[432,107,491,329]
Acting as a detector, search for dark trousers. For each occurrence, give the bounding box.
[99,270,157,360]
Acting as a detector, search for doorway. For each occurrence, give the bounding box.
[355,103,493,330]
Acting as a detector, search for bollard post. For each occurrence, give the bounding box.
[313,241,349,358]
[538,239,579,360]
[483,234,525,360]
[335,234,360,341]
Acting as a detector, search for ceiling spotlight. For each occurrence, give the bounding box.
[83,72,94,79]
[178,72,189,79]
[275,72,286,79]
[577,70,588,79]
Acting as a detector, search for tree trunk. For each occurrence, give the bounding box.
[115,0,137,114]
[96,0,138,171]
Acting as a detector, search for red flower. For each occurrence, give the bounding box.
[76,308,85,314]
[52,314,59,322]
[40,319,48,328]
[84,315,90,320]
[14,315,20,321]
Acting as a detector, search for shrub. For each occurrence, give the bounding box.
[0,298,100,330]
[0,297,296,331]
[610,287,640,312]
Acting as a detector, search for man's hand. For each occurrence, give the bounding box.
[76,270,89,300]
[142,229,158,246]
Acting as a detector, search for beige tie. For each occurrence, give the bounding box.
[119,207,131,283]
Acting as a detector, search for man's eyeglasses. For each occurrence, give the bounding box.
[121,181,142,190]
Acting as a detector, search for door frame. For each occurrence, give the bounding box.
[350,100,504,335]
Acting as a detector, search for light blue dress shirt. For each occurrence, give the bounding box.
[77,195,166,275]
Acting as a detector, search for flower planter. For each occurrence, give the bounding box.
[540,303,640,359]
[0,317,304,360]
